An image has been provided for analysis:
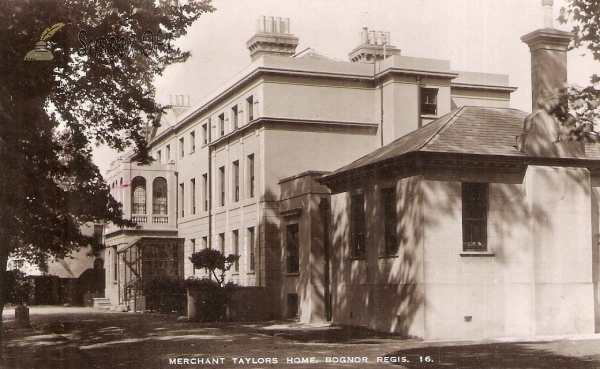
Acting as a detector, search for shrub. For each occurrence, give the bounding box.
[186,278,236,321]
[187,249,239,321]
[189,248,239,286]
[127,276,187,314]
[141,276,186,295]
[2,269,30,304]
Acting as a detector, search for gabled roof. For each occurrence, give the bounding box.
[293,47,343,61]
[319,106,600,186]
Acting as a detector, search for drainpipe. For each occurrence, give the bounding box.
[175,170,179,222]
[417,76,422,128]
[208,145,213,251]
[116,248,121,305]
[380,76,384,147]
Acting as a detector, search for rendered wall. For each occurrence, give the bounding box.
[263,127,377,197]
[330,165,597,340]
[279,173,331,323]
[525,166,595,336]
[330,176,425,337]
[262,77,375,124]
[590,177,600,332]
[421,174,536,340]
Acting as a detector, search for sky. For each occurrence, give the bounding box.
[95,0,598,173]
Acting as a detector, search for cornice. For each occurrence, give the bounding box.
[320,150,600,193]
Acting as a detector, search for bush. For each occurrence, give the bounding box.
[2,269,30,304]
[142,276,186,295]
[127,276,187,314]
[187,249,240,321]
[186,278,236,322]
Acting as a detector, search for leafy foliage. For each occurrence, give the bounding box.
[0,0,213,361]
[189,248,239,286]
[559,1,600,82]
[558,1,600,135]
[0,0,214,266]
[185,277,236,322]
[2,270,30,305]
[129,275,187,296]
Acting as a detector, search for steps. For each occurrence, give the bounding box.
[93,298,112,310]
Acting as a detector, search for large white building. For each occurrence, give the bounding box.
[103,15,515,323]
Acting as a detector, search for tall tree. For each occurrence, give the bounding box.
[559,1,600,130]
[0,0,213,362]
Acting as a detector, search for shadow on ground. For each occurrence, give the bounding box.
[4,308,600,369]
[385,342,600,368]
[237,322,411,344]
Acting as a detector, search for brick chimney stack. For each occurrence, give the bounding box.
[247,16,299,61]
[521,0,573,112]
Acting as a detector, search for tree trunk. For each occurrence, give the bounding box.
[0,243,9,366]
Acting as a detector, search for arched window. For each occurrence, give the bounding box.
[152,177,168,215]
[131,176,147,215]
[94,258,104,270]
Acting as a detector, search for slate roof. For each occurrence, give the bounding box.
[321,106,600,182]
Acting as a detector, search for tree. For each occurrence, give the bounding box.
[189,248,240,286]
[0,0,213,362]
[559,1,600,133]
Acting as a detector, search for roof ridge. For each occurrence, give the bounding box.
[418,106,466,151]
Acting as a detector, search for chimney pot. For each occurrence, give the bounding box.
[542,0,554,28]
[247,16,298,60]
[283,18,290,33]
[349,28,400,63]
[368,30,375,44]
[376,31,383,45]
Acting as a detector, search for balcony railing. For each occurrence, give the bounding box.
[152,215,169,224]
[131,214,170,225]
[132,215,148,223]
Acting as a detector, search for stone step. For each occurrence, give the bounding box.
[93,298,112,310]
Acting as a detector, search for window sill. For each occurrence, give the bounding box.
[421,114,438,119]
[286,272,300,276]
[350,256,366,261]
[460,251,495,257]
[246,271,256,275]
